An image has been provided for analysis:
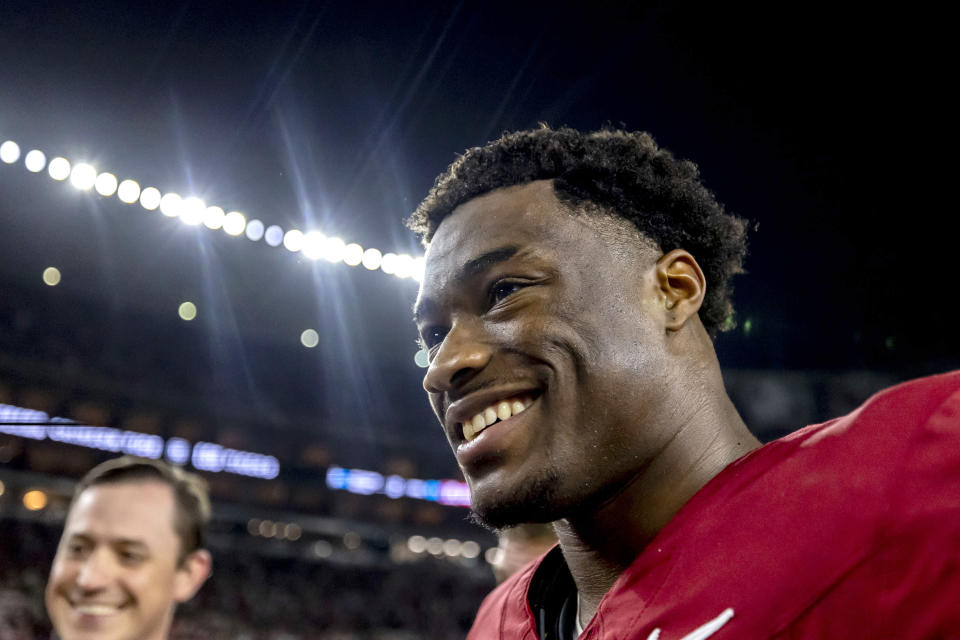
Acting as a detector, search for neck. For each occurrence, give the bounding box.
[554,384,760,622]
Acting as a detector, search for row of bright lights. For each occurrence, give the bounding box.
[0,140,425,281]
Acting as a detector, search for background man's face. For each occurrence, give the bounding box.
[416,180,676,528]
[45,481,190,640]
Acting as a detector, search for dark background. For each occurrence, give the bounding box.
[1,0,956,475]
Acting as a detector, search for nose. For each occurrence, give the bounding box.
[74,551,112,592]
[423,320,493,395]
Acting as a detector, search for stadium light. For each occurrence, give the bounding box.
[48,157,71,180]
[1,136,426,285]
[283,229,304,252]
[362,248,383,271]
[264,225,284,247]
[301,231,324,259]
[0,140,20,164]
[180,197,206,226]
[139,186,161,210]
[343,243,363,266]
[203,206,225,229]
[223,211,246,236]
[321,236,345,263]
[43,267,61,286]
[95,172,118,197]
[24,149,46,172]
[245,219,265,241]
[160,192,183,217]
[117,179,141,203]
[69,163,97,190]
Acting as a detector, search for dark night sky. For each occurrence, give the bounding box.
[0,1,956,469]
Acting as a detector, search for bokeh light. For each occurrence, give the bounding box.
[0,140,20,163]
[300,329,319,348]
[117,179,141,204]
[69,163,97,190]
[426,537,444,555]
[245,219,265,241]
[264,225,284,247]
[223,211,246,236]
[362,248,383,270]
[22,490,47,511]
[95,172,118,197]
[414,348,429,368]
[283,229,304,252]
[412,256,426,282]
[380,253,398,275]
[461,540,481,559]
[180,197,205,226]
[43,267,61,286]
[160,192,183,217]
[394,254,414,279]
[203,206,225,230]
[178,301,197,321]
[343,243,363,266]
[442,539,462,557]
[322,236,346,263]
[343,531,362,550]
[48,157,71,180]
[0,479,5,497]
[24,149,46,172]
[301,231,324,259]
[407,535,427,553]
[139,186,161,210]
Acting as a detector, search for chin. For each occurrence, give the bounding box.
[468,469,564,531]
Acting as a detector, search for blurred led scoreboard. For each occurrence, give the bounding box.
[0,403,279,479]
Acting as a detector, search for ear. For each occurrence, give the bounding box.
[173,549,212,603]
[655,249,706,331]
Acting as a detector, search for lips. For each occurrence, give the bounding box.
[461,396,535,441]
[444,385,542,445]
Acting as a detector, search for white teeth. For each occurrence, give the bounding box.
[75,604,119,615]
[462,396,534,442]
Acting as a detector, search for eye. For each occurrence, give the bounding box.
[488,280,526,306]
[419,326,448,351]
[117,550,146,565]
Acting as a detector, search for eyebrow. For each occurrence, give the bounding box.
[413,245,521,324]
[66,533,149,548]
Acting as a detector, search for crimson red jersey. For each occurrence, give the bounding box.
[469,371,960,639]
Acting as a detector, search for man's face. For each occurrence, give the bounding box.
[46,481,195,640]
[415,180,676,528]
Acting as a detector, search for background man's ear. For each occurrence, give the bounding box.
[656,249,706,331]
[174,549,213,603]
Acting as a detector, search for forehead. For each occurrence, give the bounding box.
[418,180,649,306]
[64,481,179,548]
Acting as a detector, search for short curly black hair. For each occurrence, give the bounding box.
[407,125,748,335]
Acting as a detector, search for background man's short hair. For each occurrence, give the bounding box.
[407,125,748,335]
[74,456,211,560]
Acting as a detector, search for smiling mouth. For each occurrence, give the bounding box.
[461,395,535,441]
[72,603,126,616]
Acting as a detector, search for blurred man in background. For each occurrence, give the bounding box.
[491,524,558,585]
[410,126,960,639]
[0,588,41,640]
[45,456,212,640]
